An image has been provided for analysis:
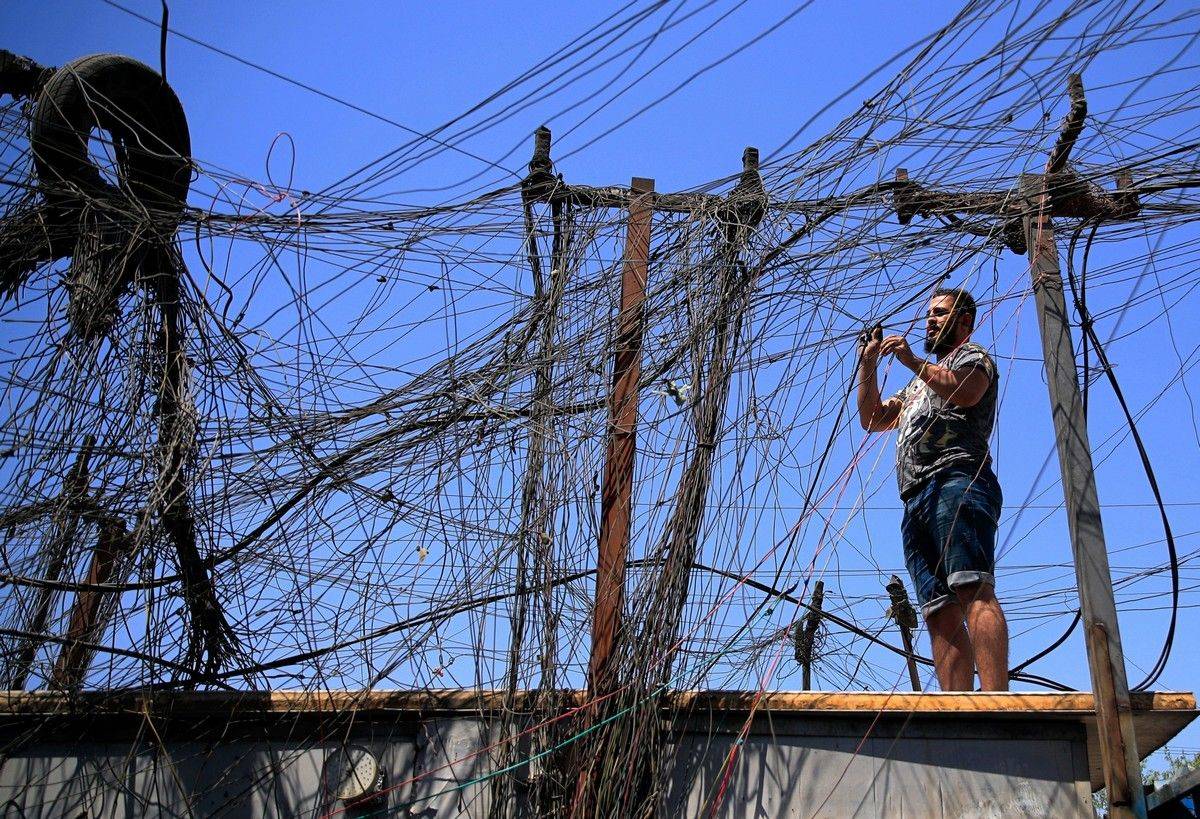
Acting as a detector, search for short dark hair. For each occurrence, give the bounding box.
[932,287,977,331]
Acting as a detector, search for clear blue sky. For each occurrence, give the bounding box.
[3,0,1199,768]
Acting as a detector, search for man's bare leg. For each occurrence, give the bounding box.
[925,602,974,690]
[957,582,1009,691]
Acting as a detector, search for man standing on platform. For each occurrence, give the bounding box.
[855,288,1009,691]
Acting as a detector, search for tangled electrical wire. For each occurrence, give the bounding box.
[2,0,1200,816]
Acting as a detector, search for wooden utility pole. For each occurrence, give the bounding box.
[51,518,131,689]
[588,176,654,698]
[1023,170,1145,818]
[1019,73,1144,819]
[1013,115,1144,819]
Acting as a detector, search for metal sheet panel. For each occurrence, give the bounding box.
[0,708,1105,818]
[661,716,1094,818]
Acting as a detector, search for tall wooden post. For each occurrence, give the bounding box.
[588,177,654,698]
[1022,172,1146,818]
[51,518,131,689]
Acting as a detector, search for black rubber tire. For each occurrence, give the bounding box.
[31,53,191,216]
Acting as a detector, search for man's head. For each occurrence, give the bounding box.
[924,287,977,355]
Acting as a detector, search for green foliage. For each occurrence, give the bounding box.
[1147,748,1200,788]
[1092,748,1200,816]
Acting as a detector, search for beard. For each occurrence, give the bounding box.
[924,328,957,356]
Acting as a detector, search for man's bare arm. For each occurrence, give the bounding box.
[857,329,903,431]
[911,362,989,407]
[859,389,902,431]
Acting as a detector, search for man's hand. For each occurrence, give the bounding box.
[859,324,883,366]
[879,334,990,407]
[880,335,922,371]
[856,324,901,431]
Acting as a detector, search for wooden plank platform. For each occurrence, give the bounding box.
[2,688,1192,714]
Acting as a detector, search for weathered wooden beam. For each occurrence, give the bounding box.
[893,169,1139,225]
[0,688,1192,716]
[1019,72,1146,819]
[519,126,749,214]
[892,112,1140,257]
[49,518,133,690]
[1022,170,1146,819]
[589,176,654,697]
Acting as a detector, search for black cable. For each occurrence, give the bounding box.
[158,0,168,84]
[1064,218,1180,692]
[1010,608,1081,675]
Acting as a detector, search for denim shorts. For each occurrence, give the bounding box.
[901,469,1002,619]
